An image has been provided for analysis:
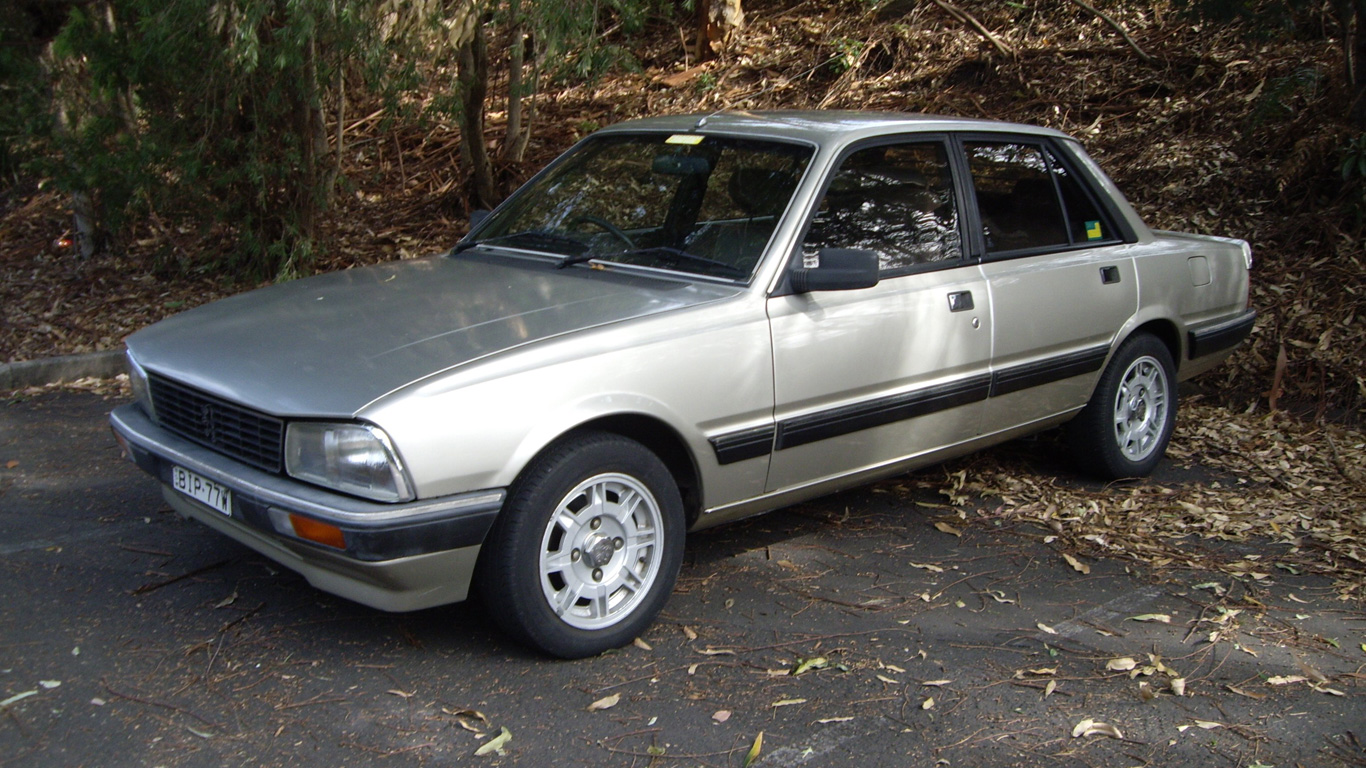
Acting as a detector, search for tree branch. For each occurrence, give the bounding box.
[929,0,1013,58]
[1069,0,1156,65]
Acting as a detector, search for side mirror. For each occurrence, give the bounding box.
[789,248,880,293]
[469,209,492,230]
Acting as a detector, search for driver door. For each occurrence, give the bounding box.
[765,138,993,493]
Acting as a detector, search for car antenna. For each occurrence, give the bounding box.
[691,110,725,132]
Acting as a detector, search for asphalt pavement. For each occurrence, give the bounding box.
[2,390,1362,767]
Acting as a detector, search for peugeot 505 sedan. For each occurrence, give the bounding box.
[111,111,1255,657]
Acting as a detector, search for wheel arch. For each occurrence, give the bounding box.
[502,413,704,531]
[1118,317,1181,368]
[566,414,704,529]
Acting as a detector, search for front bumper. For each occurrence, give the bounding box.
[110,404,504,611]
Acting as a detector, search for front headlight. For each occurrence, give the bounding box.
[285,422,415,502]
[125,350,155,423]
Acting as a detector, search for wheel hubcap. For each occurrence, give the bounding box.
[1112,354,1169,462]
[538,473,663,631]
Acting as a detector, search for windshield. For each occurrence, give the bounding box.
[467,133,813,280]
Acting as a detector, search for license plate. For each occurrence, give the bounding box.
[171,465,233,516]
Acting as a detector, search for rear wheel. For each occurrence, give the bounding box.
[1067,333,1177,479]
[478,432,684,658]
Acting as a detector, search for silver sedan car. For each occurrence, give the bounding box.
[111,111,1255,657]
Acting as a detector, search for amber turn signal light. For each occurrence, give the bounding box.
[289,514,346,549]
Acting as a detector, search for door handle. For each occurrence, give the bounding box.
[1100,266,1121,284]
[947,291,974,312]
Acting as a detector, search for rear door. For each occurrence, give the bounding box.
[765,137,993,493]
[961,136,1138,430]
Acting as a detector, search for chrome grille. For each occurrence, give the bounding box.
[148,375,284,473]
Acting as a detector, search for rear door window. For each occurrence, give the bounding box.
[964,140,1119,256]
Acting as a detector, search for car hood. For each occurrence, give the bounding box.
[127,251,743,417]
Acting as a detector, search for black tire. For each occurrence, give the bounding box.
[477,432,684,659]
[1067,333,1177,479]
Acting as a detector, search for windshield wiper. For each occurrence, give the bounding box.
[618,247,747,279]
[453,230,588,256]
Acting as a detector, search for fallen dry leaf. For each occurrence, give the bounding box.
[1178,720,1223,732]
[474,727,511,757]
[792,657,828,676]
[1071,719,1123,739]
[712,710,731,723]
[587,693,620,711]
[696,647,734,656]
[1062,553,1091,574]
[1106,657,1138,672]
[933,521,962,537]
[1127,613,1172,623]
[742,732,764,768]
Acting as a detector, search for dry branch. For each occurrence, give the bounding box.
[1068,0,1156,65]
[929,0,1013,58]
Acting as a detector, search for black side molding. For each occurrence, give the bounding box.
[1188,309,1256,359]
[711,345,1117,462]
[989,345,1109,398]
[709,426,777,465]
[776,375,993,451]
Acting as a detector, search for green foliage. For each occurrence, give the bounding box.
[0,8,58,180]
[8,0,675,278]
[1342,134,1366,181]
[1173,0,1301,29]
[1247,67,1324,129]
[1341,133,1366,222]
[9,0,411,280]
[827,38,865,76]
[535,0,673,83]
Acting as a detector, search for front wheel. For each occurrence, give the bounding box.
[1067,333,1177,479]
[478,432,684,658]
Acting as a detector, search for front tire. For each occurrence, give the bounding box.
[1067,333,1177,479]
[478,432,684,658]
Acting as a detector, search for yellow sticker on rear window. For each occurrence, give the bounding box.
[1085,220,1103,240]
[666,134,705,145]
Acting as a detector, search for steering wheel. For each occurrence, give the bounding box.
[567,215,635,248]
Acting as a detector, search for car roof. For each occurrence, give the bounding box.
[595,110,1074,147]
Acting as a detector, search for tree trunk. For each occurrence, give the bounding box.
[44,41,102,259]
[694,0,743,61]
[1352,0,1366,128]
[458,21,496,209]
[502,0,524,162]
[297,27,327,243]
